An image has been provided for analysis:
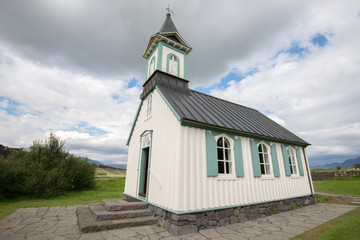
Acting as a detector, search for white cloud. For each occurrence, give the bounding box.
[0,47,141,163]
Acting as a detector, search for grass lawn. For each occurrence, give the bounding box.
[0,177,125,221]
[95,167,126,178]
[313,176,360,197]
[292,207,360,240]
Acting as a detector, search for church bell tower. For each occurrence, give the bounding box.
[143,13,192,80]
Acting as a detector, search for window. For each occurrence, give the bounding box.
[168,55,178,76]
[258,143,271,175]
[217,136,232,174]
[149,57,155,76]
[146,95,152,116]
[287,147,298,175]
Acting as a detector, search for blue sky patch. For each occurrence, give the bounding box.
[311,33,328,47]
[72,121,109,136]
[195,68,258,94]
[0,97,21,116]
[286,42,309,58]
[128,77,140,88]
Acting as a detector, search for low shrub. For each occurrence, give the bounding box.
[0,133,95,198]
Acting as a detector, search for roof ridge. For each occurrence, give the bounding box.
[190,89,258,112]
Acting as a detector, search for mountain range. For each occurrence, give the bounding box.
[85,158,127,170]
[311,156,360,169]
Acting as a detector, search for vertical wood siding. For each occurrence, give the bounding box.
[125,94,313,213]
[124,89,182,210]
[177,127,313,212]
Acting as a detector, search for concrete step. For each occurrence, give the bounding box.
[77,205,158,233]
[102,199,148,211]
[90,204,153,221]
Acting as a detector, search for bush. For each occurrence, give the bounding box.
[0,133,96,198]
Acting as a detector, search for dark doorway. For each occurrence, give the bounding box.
[139,147,150,197]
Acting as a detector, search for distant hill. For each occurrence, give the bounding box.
[312,156,360,169]
[105,163,127,170]
[87,158,104,165]
[81,157,127,170]
[0,144,19,158]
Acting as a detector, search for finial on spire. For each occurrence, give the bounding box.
[166,4,175,16]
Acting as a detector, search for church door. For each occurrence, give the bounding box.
[138,131,152,199]
[139,147,150,197]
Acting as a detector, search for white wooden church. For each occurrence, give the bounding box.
[124,13,315,232]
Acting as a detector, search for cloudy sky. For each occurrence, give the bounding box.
[0,0,359,166]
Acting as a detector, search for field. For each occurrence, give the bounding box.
[95,167,126,178]
[0,177,125,220]
[313,176,360,197]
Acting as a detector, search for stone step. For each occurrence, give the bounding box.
[90,204,153,221]
[77,205,158,233]
[102,199,148,211]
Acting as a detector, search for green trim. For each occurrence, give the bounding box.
[159,41,187,55]
[206,131,218,176]
[281,144,291,176]
[234,138,244,177]
[180,119,309,147]
[126,99,144,146]
[166,53,181,77]
[296,147,304,176]
[138,130,153,201]
[139,148,148,196]
[271,144,280,177]
[250,139,261,177]
[212,131,235,140]
[155,86,181,121]
[146,194,313,215]
[146,131,153,202]
[146,44,161,80]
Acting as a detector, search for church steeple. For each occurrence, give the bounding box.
[143,13,192,80]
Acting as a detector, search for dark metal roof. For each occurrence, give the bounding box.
[143,14,192,59]
[159,13,178,33]
[155,73,309,145]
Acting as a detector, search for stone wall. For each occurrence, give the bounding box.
[147,195,317,235]
[311,171,360,181]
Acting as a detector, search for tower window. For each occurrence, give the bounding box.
[146,95,152,117]
[168,55,178,76]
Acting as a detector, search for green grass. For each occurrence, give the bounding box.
[313,176,360,197]
[0,177,125,220]
[292,207,360,240]
[315,194,329,203]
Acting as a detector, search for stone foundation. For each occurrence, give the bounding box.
[123,194,317,235]
[153,196,318,235]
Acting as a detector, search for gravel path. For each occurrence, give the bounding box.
[0,203,357,240]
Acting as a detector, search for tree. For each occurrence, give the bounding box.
[0,133,96,198]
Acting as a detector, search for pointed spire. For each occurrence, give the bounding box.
[159,13,178,33]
